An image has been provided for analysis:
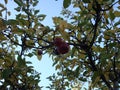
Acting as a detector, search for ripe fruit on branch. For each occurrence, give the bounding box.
[53,37,63,47]
[53,37,70,54]
[57,42,69,54]
[37,49,42,55]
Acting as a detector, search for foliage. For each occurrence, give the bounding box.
[0,0,43,89]
[0,0,120,90]
[48,0,120,90]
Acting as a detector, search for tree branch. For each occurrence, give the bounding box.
[101,0,120,11]
[89,0,101,48]
[87,49,113,90]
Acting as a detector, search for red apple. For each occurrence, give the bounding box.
[38,49,42,55]
[53,37,63,47]
[57,42,69,54]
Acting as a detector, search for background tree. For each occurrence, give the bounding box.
[0,0,44,89]
[0,0,120,90]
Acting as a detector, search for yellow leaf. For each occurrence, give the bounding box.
[104,72,110,81]
[25,40,34,46]
[0,59,4,64]
[104,12,108,19]
[0,34,7,40]
[104,35,110,40]
[0,19,6,30]
[114,11,120,17]
[52,17,58,25]
[91,76,100,88]
[0,48,3,53]
[55,64,61,70]
[53,17,70,40]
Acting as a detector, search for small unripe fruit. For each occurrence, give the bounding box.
[38,49,42,55]
[57,42,69,54]
[53,37,63,47]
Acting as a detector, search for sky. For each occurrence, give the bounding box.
[30,0,63,89]
[2,0,63,89]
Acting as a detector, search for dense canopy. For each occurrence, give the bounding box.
[0,0,120,90]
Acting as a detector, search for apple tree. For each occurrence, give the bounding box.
[0,0,44,89]
[47,0,120,90]
[0,0,120,90]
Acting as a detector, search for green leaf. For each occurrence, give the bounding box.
[114,20,120,26]
[27,53,33,58]
[2,69,11,78]
[98,35,103,43]
[79,77,87,82]
[15,7,21,12]
[75,66,80,77]
[71,47,76,58]
[92,71,100,83]
[26,61,32,64]
[63,0,71,8]
[33,0,39,7]
[109,10,115,20]
[34,10,40,15]
[0,3,5,8]
[14,0,23,6]
[17,56,26,67]
[52,60,58,66]
[83,0,90,3]
[7,19,19,25]
[24,9,32,16]
[38,14,46,21]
